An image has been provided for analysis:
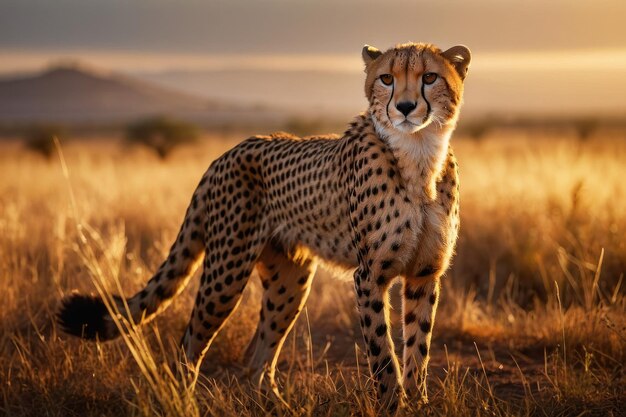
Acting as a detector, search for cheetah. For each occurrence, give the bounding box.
[58,42,470,409]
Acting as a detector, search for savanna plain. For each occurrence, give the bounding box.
[0,127,624,416]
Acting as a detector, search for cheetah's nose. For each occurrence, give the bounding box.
[395,101,417,117]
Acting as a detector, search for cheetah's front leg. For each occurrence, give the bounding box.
[347,135,423,410]
[354,265,403,409]
[402,149,460,401]
[401,275,440,400]
[351,207,419,411]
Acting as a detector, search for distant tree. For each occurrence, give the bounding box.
[24,124,66,160]
[463,120,491,140]
[574,118,597,140]
[126,116,199,159]
[284,117,326,136]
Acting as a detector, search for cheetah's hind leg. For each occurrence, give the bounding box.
[244,242,317,405]
[178,192,270,381]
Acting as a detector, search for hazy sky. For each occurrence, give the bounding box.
[1,0,625,58]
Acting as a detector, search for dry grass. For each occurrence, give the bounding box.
[0,129,624,416]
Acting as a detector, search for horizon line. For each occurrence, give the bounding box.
[2,48,626,75]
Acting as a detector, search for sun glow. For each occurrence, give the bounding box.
[2,48,626,75]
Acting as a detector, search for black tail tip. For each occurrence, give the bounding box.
[57,293,116,341]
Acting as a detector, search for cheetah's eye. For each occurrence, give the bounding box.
[380,74,393,86]
[423,73,438,85]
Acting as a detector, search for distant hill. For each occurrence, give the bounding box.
[0,64,279,125]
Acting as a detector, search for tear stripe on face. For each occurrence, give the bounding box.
[385,80,395,128]
[421,80,432,122]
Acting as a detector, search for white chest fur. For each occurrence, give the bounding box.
[373,120,451,202]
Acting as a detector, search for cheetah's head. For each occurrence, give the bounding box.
[362,43,471,136]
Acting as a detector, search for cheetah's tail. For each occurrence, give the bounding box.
[57,177,209,341]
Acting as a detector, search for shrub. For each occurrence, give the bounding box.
[24,124,66,159]
[284,117,329,136]
[126,116,199,159]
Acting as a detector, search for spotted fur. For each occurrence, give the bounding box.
[58,42,470,410]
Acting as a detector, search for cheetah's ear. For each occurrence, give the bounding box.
[362,45,383,66]
[441,45,471,80]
